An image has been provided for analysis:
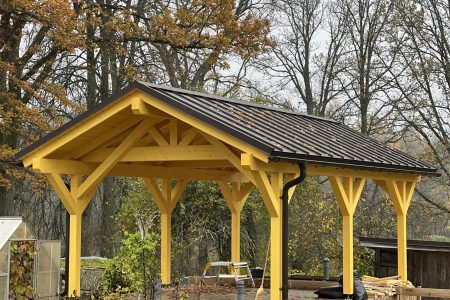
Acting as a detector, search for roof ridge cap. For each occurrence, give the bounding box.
[136,81,340,124]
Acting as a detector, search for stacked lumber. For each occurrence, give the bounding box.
[361,275,415,299]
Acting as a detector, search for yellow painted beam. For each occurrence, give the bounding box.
[148,126,169,146]
[170,180,188,212]
[270,172,283,300]
[397,213,408,281]
[342,215,353,295]
[241,154,422,182]
[137,92,269,163]
[286,170,300,202]
[218,182,238,213]
[178,128,198,146]
[43,173,76,214]
[203,134,256,185]
[247,169,284,299]
[32,158,246,182]
[68,118,144,160]
[328,176,351,216]
[143,178,168,212]
[80,181,101,212]
[131,98,170,118]
[251,170,279,217]
[68,212,82,297]
[76,119,153,200]
[144,177,187,284]
[81,145,228,162]
[375,180,416,281]
[42,173,98,297]
[329,176,366,295]
[68,175,82,297]
[21,96,135,166]
[231,212,240,263]
[219,182,254,264]
[163,160,233,168]
[160,213,171,284]
[170,119,178,146]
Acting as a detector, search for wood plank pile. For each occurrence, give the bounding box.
[361,275,415,299]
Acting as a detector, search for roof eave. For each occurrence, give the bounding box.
[269,153,440,177]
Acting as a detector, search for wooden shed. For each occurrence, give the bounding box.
[360,237,450,289]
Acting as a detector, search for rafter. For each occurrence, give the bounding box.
[22,98,134,167]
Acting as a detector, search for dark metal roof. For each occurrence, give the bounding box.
[360,237,450,252]
[17,81,439,175]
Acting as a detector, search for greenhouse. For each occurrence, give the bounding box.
[0,217,60,299]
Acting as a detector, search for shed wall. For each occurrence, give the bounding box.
[374,248,450,289]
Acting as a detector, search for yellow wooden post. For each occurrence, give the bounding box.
[231,212,240,262]
[251,170,282,299]
[68,212,82,295]
[219,182,253,263]
[270,172,283,300]
[67,175,81,297]
[144,178,187,284]
[377,180,416,281]
[160,212,172,283]
[397,213,407,280]
[36,120,152,296]
[43,173,96,297]
[329,176,365,295]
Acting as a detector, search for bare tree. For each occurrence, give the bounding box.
[335,0,397,135]
[265,0,349,117]
[386,0,450,214]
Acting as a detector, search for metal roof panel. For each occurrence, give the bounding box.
[16,81,439,175]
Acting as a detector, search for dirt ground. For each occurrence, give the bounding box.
[162,285,321,299]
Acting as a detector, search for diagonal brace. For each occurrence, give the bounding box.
[77,119,153,200]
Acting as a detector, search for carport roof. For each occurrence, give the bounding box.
[17,81,439,175]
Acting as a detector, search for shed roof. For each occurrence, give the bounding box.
[17,81,438,175]
[360,237,450,252]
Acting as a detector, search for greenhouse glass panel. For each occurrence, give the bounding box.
[0,276,8,300]
[35,241,60,299]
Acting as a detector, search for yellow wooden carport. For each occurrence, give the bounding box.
[17,81,438,299]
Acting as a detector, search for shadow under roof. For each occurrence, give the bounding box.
[17,81,439,175]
